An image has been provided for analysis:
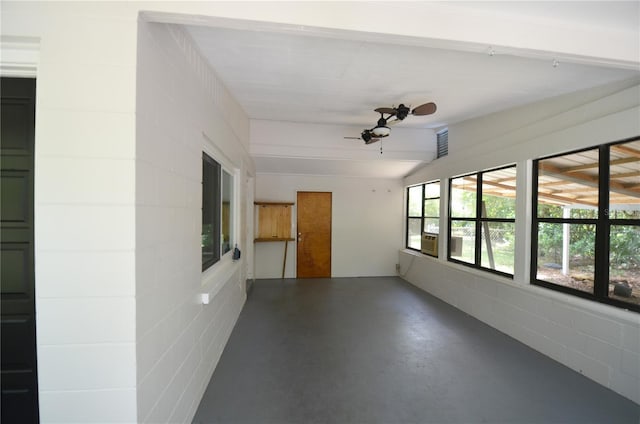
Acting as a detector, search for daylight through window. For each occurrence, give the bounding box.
[406,181,440,256]
[533,137,640,311]
[449,165,517,277]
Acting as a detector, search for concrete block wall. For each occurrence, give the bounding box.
[136,21,253,423]
[0,2,141,422]
[399,252,640,404]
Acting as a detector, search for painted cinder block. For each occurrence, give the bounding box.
[37,61,136,113]
[38,156,135,205]
[37,297,135,345]
[37,109,135,159]
[545,320,587,353]
[37,250,135,298]
[37,204,135,251]
[38,344,136,391]
[38,14,138,67]
[584,336,622,370]
[609,369,640,405]
[39,388,137,423]
[136,322,168,382]
[622,323,640,352]
[621,349,640,379]
[572,309,623,347]
[565,349,611,388]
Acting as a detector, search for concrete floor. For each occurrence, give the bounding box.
[193,277,640,423]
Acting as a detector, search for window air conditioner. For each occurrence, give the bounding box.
[421,233,438,256]
[450,236,463,257]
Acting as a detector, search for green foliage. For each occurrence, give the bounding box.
[451,188,476,218]
[538,204,563,218]
[202,224,213,249]
[569,224,595,260]
[537,223,562,263]
[610,210,640,220]
[424,199,439,217]
[483,194,515,219]
[610,225,640,268]
[408,186,422,216]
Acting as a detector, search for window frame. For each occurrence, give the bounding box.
[202,152,235,272]
[405,180,440,256]
[448,164,517,278]
[531,137,640,312]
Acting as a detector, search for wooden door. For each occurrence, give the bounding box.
[1,77,39,423]
[296,192,331,278]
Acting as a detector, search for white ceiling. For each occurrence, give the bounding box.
[178,1,640,178]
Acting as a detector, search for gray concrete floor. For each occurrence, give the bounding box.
[193,277,640,423]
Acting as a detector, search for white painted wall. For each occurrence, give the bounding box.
[1,2,139,422]
[136,22,253,423]
[401,80,640,404]
[255,174,403,278]
[1,2,254,422]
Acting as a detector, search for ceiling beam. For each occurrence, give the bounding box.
[612,144,640,159]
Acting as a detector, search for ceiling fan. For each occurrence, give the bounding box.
[344,129,380,145]
[345,102,437,145]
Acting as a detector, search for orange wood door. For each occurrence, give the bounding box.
[296,192,331,278]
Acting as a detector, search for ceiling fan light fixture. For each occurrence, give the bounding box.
[371,125,390,137]
[396,104,410,120]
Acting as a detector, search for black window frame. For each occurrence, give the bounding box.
[202,152,221,271]
[448,164,517,278]
[405,180,440,256]
[531,136,640,313]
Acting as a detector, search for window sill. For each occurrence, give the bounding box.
[201,252,239,304]
[399,248,639,323]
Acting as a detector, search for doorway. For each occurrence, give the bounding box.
[296,191,331,278]
[1,77,39,422]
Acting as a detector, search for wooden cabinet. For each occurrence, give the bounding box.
[254,202,294,241]
[254,201,295,278]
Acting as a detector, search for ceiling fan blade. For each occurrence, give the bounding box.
[344,137,361,140]
[412,102,437,116]
[374,107,396,116]
[365,138,380,145]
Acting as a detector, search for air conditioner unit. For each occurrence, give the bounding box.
[421,232,438,256]
[450,236,463,257]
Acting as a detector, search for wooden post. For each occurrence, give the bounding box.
[562,206,571,275]
[282,240,288,279]
[481,201,495,270]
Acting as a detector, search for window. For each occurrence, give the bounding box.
[221,169,233,256]
[533,137,640,312]
[406,181,440,256]
[437,129,448,158]
[449,165,517,276]
[202,152,234,271]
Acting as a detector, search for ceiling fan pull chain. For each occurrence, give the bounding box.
[380,139,383,155]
